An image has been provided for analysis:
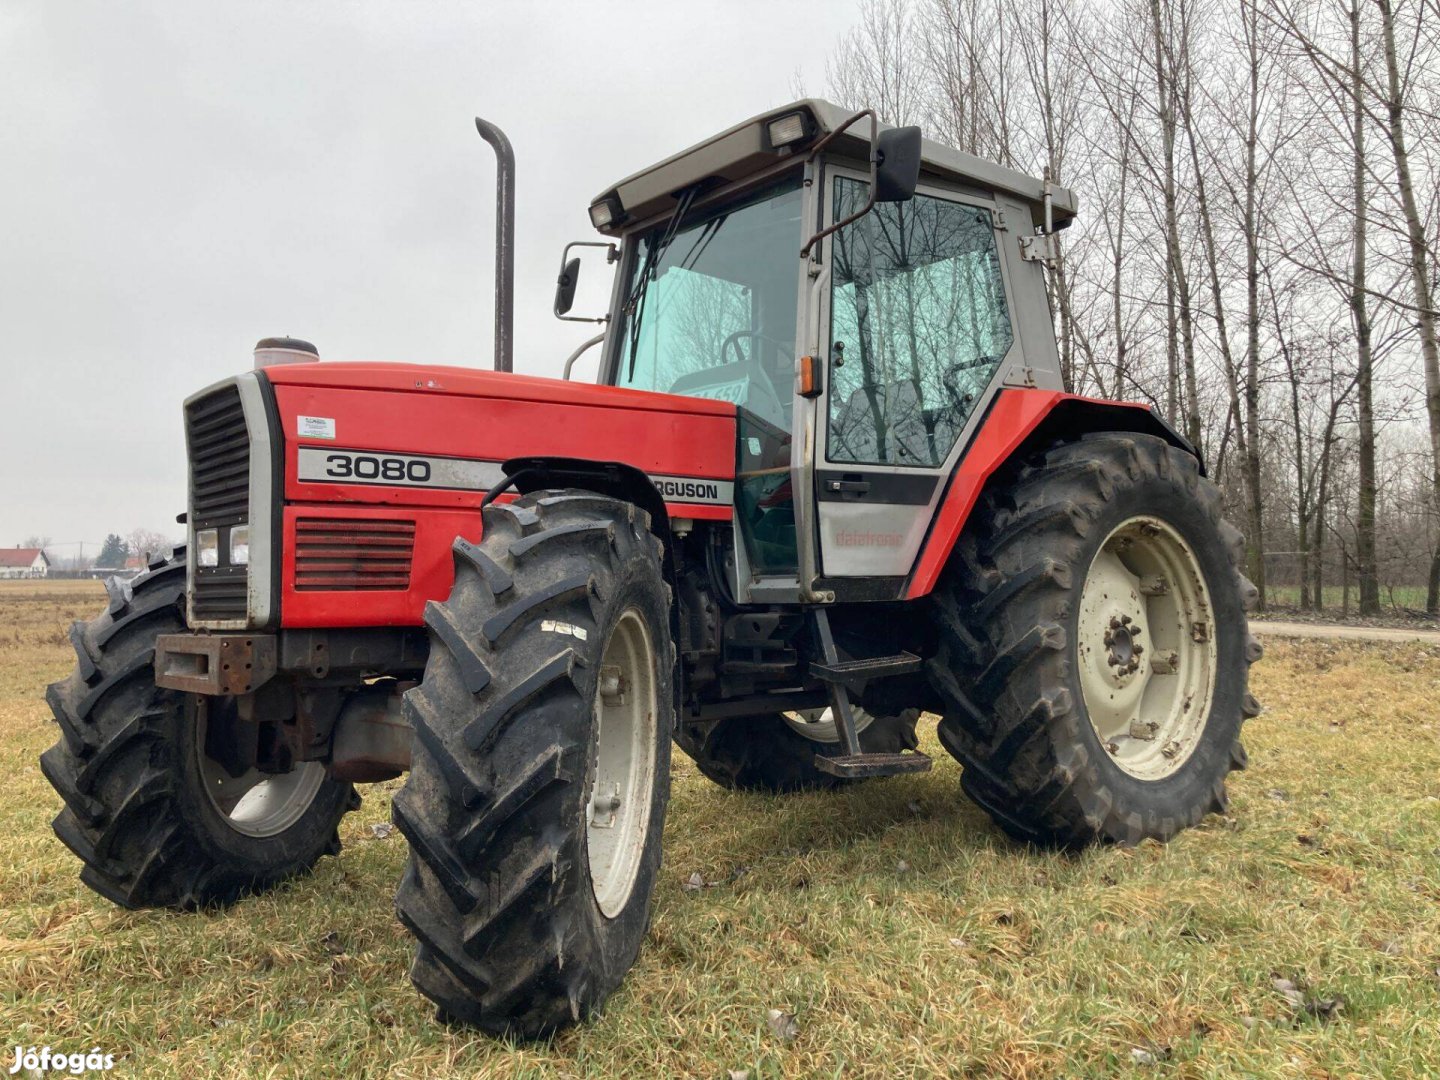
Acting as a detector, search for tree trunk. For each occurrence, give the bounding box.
[1241,0,1266,611]
[1286,342,1310,610]
[1352,1,1380,615]
[1149,0,1182,424]
[1314,427,1333,613]
[1179,17,1244,493]
[1375,0,1440,612]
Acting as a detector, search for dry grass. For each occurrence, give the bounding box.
[1,579,1438,1077]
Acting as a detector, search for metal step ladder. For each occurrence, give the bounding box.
[808,609,932,779]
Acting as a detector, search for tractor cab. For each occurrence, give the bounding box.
[574,100,1076,604]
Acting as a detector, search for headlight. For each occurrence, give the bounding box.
[196,529,219,567]
[764,110,814,149]
[229,525,249,566]
[589,194,624,230]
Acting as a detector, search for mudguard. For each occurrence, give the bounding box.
[903,390,1199,599]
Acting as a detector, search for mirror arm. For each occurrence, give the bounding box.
[799,109,879,259]
[562,332,607,381]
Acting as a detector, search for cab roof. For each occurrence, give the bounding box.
[590,98,1076,235]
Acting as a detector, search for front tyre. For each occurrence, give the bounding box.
[41,550,357,909]
[928,433,1261,847]
[393,491,673,1038]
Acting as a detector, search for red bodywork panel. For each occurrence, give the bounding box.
[903,390,1155,600]
[264,363,736,627]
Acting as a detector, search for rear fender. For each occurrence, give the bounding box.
[904,392,1200,599]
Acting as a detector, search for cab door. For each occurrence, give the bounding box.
[812,167,1020,589]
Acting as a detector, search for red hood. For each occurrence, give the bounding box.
[263,361,736,418]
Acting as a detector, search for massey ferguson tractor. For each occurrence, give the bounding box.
[43,101,1260,1037]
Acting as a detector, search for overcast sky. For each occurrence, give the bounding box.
[0,0,855,555]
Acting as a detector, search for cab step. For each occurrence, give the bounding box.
[810,651,922,684]
[812,751,933,779]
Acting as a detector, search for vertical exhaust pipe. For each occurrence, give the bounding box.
[475,117,515,373]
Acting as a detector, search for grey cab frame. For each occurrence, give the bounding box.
[597,146,1063,605]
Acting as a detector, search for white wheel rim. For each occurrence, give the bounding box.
[1077,516,1217,780]
[587,607,659,918]
[782,706,876,743]
[196,704,327,838]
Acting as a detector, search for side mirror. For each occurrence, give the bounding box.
[874,126,922,203]
[555,257,581,316]
[799,110,926,258]
[553,241,618,323]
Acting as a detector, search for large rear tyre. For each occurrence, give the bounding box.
[41,550,357,909]
[393,491,673,1038]
[927,433,1261,847]
[675,707,920,793]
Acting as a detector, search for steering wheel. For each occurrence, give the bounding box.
[717,330,790,425]
[721,329,787,367]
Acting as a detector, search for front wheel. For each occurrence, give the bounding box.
[41,550,357,909]
[393,491,673,1038]
[927,433,1261,847]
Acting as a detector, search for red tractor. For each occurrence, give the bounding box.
[43,101,1260,1037]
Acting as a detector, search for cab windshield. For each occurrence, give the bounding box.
[613,177,803,429]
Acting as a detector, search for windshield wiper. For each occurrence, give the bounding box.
[625,185,702,380]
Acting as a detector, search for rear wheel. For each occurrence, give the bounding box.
[41,550,357,909]
[927,433,1261,847]
[676,706,920,793]
[393,491,673,1038]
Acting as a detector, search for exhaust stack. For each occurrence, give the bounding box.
[475,117,515,374]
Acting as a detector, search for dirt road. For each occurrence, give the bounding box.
[1251,619,1440,644]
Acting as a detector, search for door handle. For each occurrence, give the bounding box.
[825,479,870,495]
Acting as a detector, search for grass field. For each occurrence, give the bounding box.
[1262,584,1431,615]
[1,580,1438,1078]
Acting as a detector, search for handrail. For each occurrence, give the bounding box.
[562,333,607,381]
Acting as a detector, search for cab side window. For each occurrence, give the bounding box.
[827,178,1013,467]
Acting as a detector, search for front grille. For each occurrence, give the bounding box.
[294,518,415,591]
[188,385,249,522]
[186,384,250,622]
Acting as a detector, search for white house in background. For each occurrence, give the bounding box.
[0,547,50,579]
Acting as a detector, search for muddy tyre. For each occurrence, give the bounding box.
[41,549,357,909]
[927,433,1261,847]
[676,707,920,793]
[393,491,673,1038]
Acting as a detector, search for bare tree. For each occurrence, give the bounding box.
[811,0,1440,615]
[126,528,174,566]
[826,0,925,123]
[1373,0,1440,610]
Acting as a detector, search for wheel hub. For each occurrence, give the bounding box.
[1103,615,1143,675]
[783,706,877,743]
[195,701,326,838]
[586,608,658,919]
[1077,516,1217,780]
